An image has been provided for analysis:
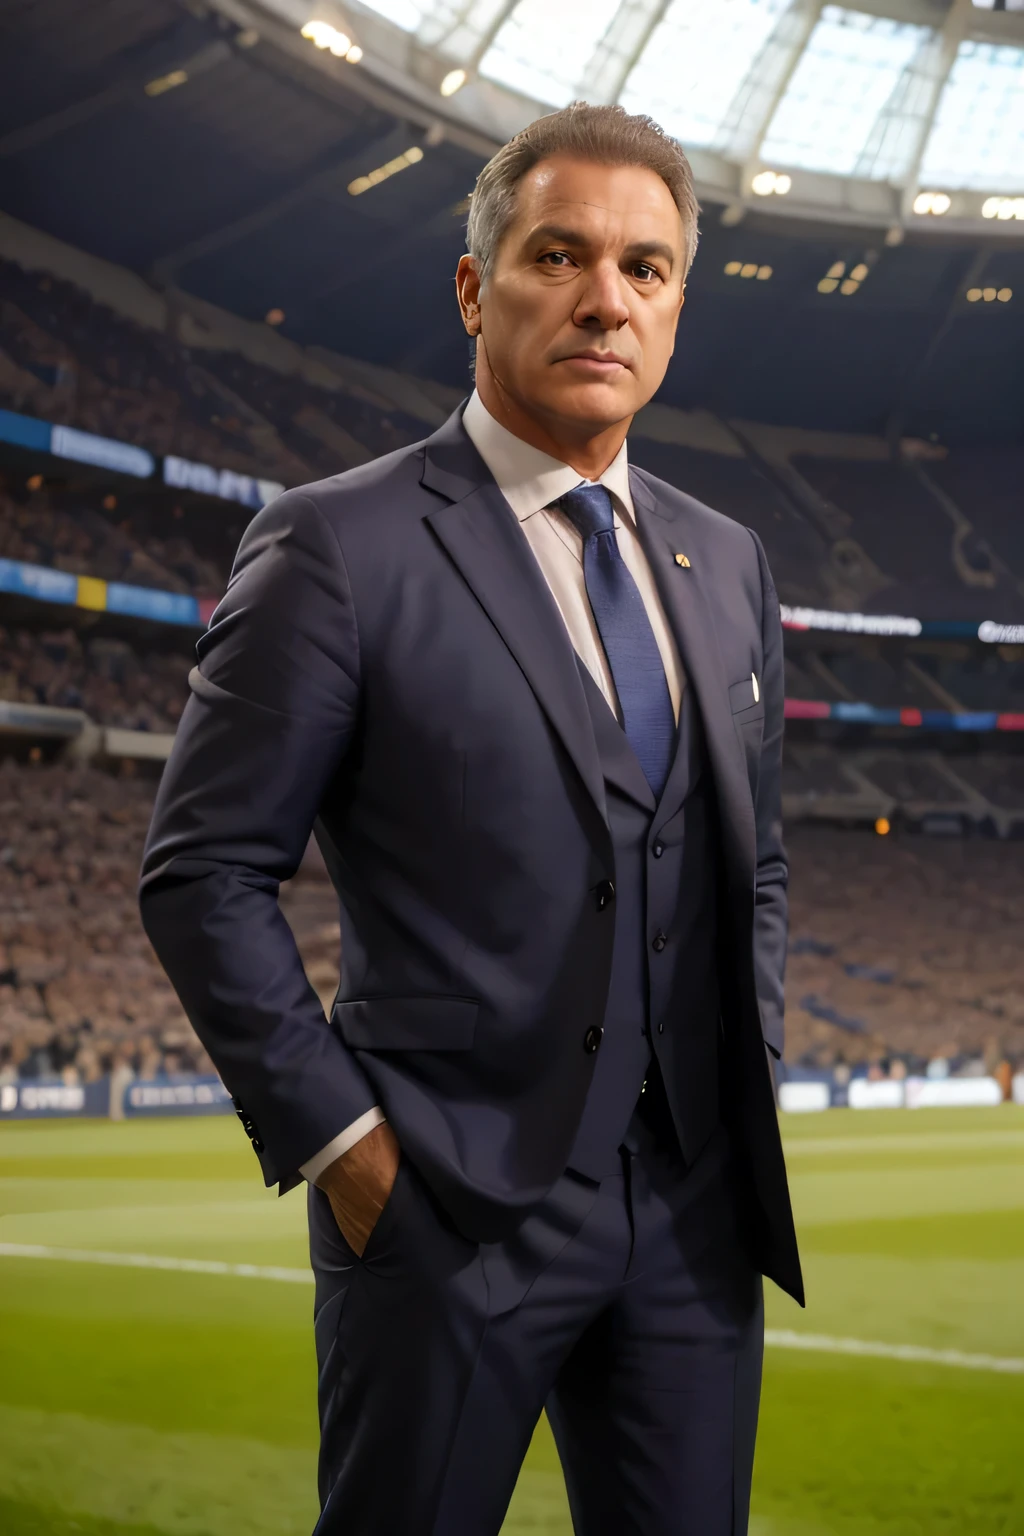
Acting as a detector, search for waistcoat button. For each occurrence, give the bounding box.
[651,931,667,952]
[583,1025,604,1053]
[594,880,615,910]
[652,842,664,858]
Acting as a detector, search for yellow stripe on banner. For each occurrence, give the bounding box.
[76,575,107,611]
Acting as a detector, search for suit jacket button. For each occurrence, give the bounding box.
[594,880,615,911]
[652,842,664,859]
[651,931,667,952]
[584,1025,604,1053]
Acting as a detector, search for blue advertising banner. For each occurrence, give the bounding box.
[106,582,200,626]
[122,1075,233,1117]
[0,1080,109,1119]
[50,423,155,479]
[0,406,52,453]
[0,557,78,606]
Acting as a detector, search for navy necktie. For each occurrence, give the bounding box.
[557,482,676,798]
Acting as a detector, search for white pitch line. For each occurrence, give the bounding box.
[764,1329,1024,1376]
[2,1244,1022,1377]
[0,1242,311,1284]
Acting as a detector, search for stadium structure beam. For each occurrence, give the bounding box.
[201,0,500,159]
[722,0,826,188]
[419,1,521,66]
[0,35,235,158]
[897,0,973,225]
[577,0,671,105]
[149,125,418,284]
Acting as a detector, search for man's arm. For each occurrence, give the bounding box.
[749,529,788,1061]
[138,489,381,1190]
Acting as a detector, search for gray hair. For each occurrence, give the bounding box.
[466,101,700,282]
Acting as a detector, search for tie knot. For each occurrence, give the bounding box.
[557,482,615,542]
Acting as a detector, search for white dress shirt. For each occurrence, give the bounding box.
[299,390,685,1184]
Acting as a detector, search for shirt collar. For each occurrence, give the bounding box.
[462,389,634,527]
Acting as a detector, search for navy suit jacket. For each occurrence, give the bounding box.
[139,407,802,1302]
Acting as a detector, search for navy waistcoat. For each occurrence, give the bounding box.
[566,661,723,1180]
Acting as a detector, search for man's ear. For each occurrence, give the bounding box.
[456,254,482,336]
[668,287,685,359]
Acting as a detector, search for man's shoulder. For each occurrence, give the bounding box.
[630,464,759,558]
[279,436,434,535]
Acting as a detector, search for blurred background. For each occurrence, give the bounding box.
[0,1,1022,1532]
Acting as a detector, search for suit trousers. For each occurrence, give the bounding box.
[307,1109,763,1536]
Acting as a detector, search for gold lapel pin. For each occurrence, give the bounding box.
[674,553,691,568]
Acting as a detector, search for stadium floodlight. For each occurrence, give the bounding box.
[751,170,791,197]
[998,287,1012,301]
[300,20,362,61]
[981,195,1024,220]
[144,70,188,97]
[348,144,424,196]
[912,191,951,216]
[756,265,772,280]
[440,68,467,97]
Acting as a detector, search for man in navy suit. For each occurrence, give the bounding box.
[140,100,801,1535]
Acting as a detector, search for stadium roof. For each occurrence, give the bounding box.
[318,0,1024,234]
[0,0,1021,442]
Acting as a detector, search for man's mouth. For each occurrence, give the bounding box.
[557,350,632,375]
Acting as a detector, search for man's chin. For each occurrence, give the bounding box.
[541,379,638,434]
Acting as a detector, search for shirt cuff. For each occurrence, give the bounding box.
[299,1106,387,1184]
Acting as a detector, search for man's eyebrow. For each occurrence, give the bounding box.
[529,223,591,249]
[529,225,677,270]
[622,240,677,270]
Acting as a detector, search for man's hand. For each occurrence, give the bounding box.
[316,1121,401,1257]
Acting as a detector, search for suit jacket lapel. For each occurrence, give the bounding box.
[630,468,756,890]
[422,413,608,826]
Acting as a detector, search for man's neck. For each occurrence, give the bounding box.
[475,376,630,482]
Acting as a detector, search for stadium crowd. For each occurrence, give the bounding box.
[0,477,228,596]
[0,623,190,732]
[0,757,1021,1094]
[784,824,1024,1077]
[0,759,341,1089]
[0,257,421,488]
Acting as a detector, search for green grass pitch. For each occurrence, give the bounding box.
[1,1106,1022,1535]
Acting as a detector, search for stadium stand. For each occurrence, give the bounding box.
[627,436,832,607]
[0,758,340,1089]
[0,478,229,596]
[2,230,1024,642]
[789,452,1024,620]
[784,824,1024,1071]
[0,623,190,732]
[929,450,1024,584]
[0,759,1019,1090]
[2,231,1023,1090]
[0,256,310,484]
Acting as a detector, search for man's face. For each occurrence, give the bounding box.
[461,155,687,436]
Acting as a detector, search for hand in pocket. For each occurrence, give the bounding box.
[316,1121,402,1256]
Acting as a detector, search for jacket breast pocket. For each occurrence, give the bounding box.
[729,674,765,724]
[332,995,478,1051]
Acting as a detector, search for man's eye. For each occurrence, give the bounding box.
[540,251,573,267]
[632,263,658,282]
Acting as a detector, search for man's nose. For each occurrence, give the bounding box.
[573,261,630,331]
